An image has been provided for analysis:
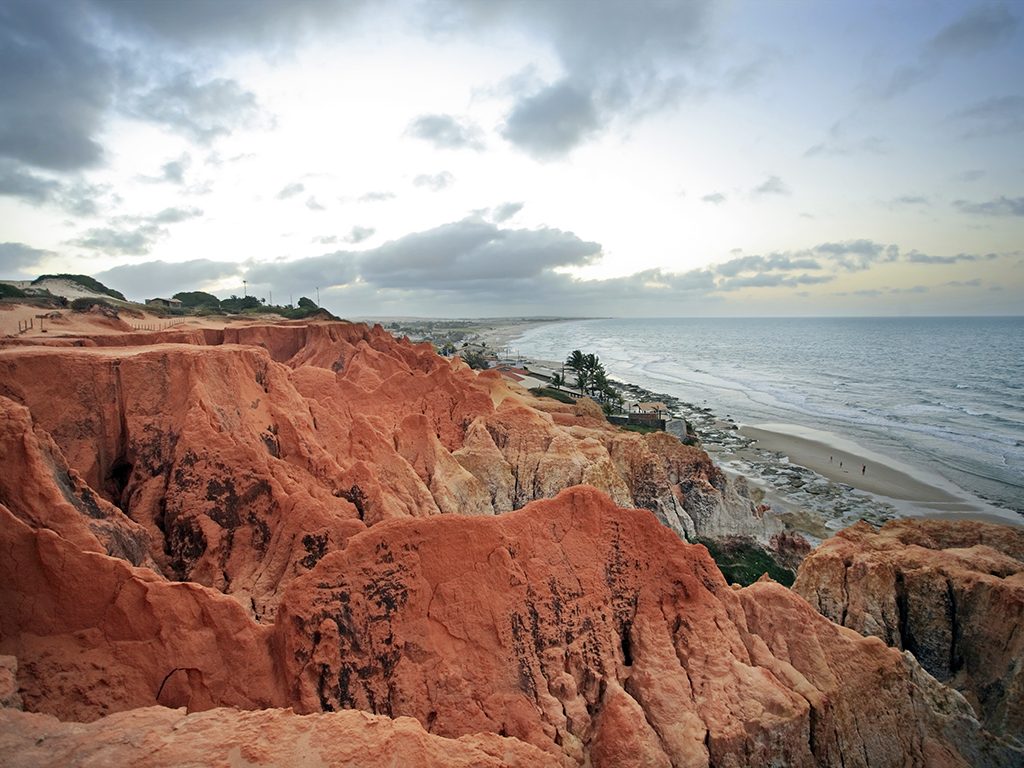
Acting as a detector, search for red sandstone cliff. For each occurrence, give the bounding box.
[0,320,1019,766]
[0,322,778,621]
[793,518,1024,741]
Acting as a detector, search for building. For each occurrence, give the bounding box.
[145,298,182,309]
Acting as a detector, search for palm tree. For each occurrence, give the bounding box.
[549,372,565,390]
[565,350,588,394]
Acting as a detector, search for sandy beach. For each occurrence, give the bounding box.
[736,423,1021,526]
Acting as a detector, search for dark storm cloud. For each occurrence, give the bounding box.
[344,226,375,244]
[715,253,821,278]
[500,79,602,160]
[413,172,455,192]
[244,251,359,295]
[491,0,714,158]
[0,1,111,171]
[0,159,109,215]
[240,217,602,298]
[491,202,524,223]
[0,161,62,204]
[0,242,53,273]
[90,0,367,47]
[359,218,602,287]
[953,196,1024,216]
[277,183,305,200]
[94,258,242,300]
[880,3,1018,99]
[407,114,485,151]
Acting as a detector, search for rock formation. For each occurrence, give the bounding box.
[1,319,1019,766]
[793,518,1024,741]
[0,321,778,622]
[0,706,556,768]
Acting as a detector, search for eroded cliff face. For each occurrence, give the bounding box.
[793,518,1024,740]
[0,322,777,621]
[1,320,1018,767]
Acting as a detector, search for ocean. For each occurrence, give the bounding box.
[511,317,1024,518]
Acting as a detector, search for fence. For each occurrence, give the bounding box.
[130,319,188,332]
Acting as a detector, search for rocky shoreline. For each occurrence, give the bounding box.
[516,356,903,547]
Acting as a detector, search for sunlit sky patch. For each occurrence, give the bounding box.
[1,0,1021,316]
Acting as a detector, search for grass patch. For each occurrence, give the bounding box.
[697,536,795,587]
[620,423,660,434]
[530,387,576,404]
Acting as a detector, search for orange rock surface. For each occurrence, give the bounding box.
[1,319,1019,766]
[793,518,1024,738]
[0,706,557,768]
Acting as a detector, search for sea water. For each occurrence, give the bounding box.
[512,317,1024,517]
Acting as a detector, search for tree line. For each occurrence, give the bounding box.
[550,350,624,412]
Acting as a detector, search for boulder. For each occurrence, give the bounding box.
[793,518,1024,738]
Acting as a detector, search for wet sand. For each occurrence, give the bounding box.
[739,424,1021,526]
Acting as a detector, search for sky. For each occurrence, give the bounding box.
[1,0,1022,318]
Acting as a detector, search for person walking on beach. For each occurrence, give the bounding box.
[862,465,866,475]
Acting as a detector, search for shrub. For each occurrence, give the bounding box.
[0,283,26,298]
[71,297,111,312]
[461,350,490,370]
[697,536,795,587]
[173,290,221,308]
[529,387,575,404]
[620,423,659,435]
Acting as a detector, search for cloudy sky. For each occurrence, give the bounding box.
[1,0,1022,317]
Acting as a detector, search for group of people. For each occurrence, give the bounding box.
[829,456,867,475]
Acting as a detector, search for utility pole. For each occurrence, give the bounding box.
[316,287,320,306]
[243,280,247,297]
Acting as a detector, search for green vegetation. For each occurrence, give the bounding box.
[461,349,490,370]
[0,283,26,298]
[220,294,262,313]
[33,274,126,301]
[173,291,221,308]
[620,423,659,434]
[697,536,795,588]
[564,349,625,411]
[529,387,576,404]
[70,297,112,311]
